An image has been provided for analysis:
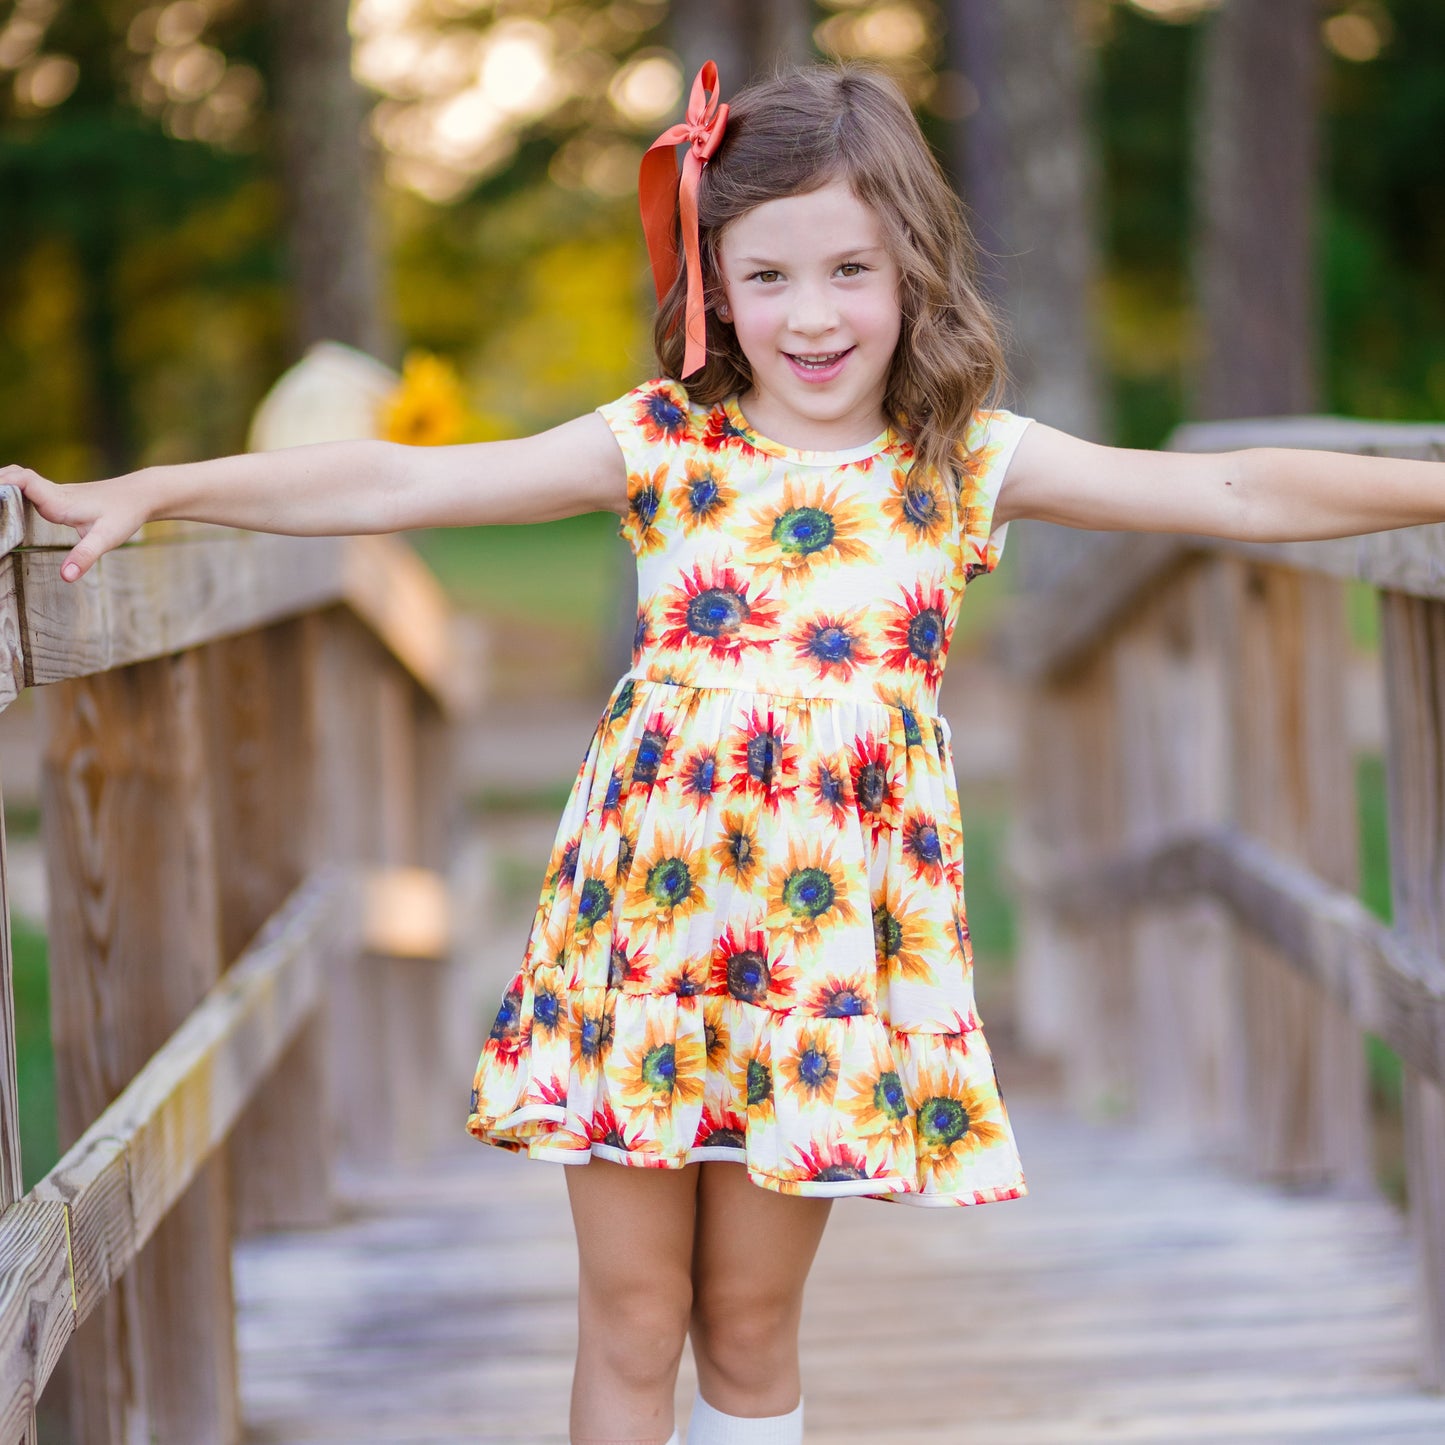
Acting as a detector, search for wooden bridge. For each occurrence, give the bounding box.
[3,416,1445,1443]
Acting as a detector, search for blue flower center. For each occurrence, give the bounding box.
[808,625,853,663]
[783,866,835,919]
[641,1043,676,1094]
[647,857,692,908]
[727,948,770,1003]
[687,586,746,638]
[747,730,781,784]
[821,987,866,1018]
[875,1070,908,1120]
[918,1096,969,1147]
[773,505,835,556]
[902,482,938,529]
[873,904,903,958]
[907,608,944,662]
[577,878,611,928]
[746,1056,772,1106]
[632,728,667,786]
[815,766,845,806]
[688,475,720,514]
[856,762,886,812]
[796,1046,834,1090]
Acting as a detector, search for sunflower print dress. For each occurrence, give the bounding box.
[466,378,1034,1206]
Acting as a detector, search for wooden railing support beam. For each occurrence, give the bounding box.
[39,652,239,1444]
[1379,590,1445,1390]
[1223,558,1372,1190]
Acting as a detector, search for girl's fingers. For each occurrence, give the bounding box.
[61,525,123,583]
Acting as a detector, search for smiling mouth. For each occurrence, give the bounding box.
[787,347,853,370]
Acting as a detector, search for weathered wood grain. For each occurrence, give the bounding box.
[210,621,336,1237]
[39,648,242,1444]
[230,1085,1445,1442]
[0,869,356,1438]
[1379,589,1445,1388]
[1222,558,1372,1189]
[2,520,473,717]
[1012,822,1445,1091]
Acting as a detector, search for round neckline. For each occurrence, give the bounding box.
[722,396,895,465]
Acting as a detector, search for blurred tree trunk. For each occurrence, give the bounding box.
[671,0,812,88]
[1192,0,1320,418]
[265,0,395,365]
[946,0,1106,586]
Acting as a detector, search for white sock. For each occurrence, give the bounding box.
[665,1432,681,1445]
[686,1393,804,1444]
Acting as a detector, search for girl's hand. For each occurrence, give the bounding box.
[0,464,150,583]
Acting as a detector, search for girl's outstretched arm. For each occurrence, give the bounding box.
[996,421,1445,544]
[0,411,626,583]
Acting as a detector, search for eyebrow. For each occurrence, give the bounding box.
[735,245,886,266]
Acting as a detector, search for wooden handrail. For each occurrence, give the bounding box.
[995,415,1445,1387]
[1010,825,1445,1086]
[0,478,481,1440]
[0,483,483,718]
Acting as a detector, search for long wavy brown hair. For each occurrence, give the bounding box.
[652,62,1009,496]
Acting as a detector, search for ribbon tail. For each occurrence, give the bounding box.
[638,131,687,305]
[678,150,707,377]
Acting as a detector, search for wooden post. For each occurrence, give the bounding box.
[303,608,455,1171]
[40,652,240,1445]
[0,746,39,1445]
[1111,559,1243,1156]
[1017,649,1134,1119]
[1223,559,1372,1190]
[208,619,335,1234]
[1378,590,1445,1388]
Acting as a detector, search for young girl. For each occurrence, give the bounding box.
[7,58,1442,1445]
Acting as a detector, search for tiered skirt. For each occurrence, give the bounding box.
[466,673,1027,1206]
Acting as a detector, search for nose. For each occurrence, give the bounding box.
[787,278,839,339]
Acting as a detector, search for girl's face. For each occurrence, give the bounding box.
[715,179,902,451]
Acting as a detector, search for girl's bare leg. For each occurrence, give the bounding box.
[687,1162,833,1416]
[566,1156,701,1444]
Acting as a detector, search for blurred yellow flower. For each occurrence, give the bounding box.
[378,350,473,445]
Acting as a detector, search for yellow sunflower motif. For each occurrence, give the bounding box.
[711,809,763,886]
[657,957,710,997]
[910,1059,1012,1186]
[615,1012,706,1123]
[621,825,710,937]
[570,873,615,970]
[596,678,640,749]
[778,1024,842,1105]
[624,465,669,554]
[729,1034,776,1126]
[570,995,613,1081]
[765,838,859,948]
[670,457,738,531]
[840,1044,916,1156]
[883,465,951,548]
[702,994,731,1071]
[739,475,877,584]
[872,876,943,982]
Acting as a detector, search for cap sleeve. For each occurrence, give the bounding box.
[960,408,1034,581]
[596,377,694,554]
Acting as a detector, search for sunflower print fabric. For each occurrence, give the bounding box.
[466,379,1035,1206]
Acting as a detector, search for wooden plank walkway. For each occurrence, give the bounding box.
[234,1075,1445,1444]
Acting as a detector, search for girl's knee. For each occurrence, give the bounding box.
[579,1274,693,1387]
[689,1289,800,1390]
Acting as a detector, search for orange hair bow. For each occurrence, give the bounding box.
[638,60,729,378]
